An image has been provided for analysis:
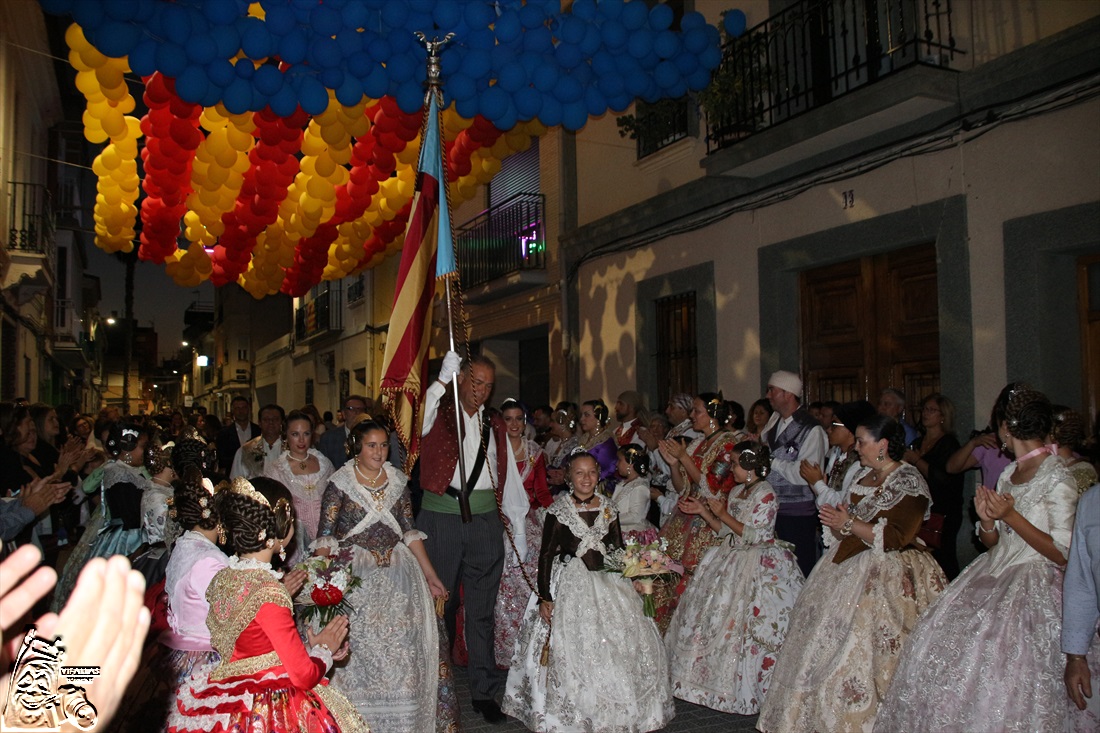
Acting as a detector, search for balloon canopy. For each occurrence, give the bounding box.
[38,0,728,297]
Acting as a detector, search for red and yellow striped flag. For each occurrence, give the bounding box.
[378,92,452,471]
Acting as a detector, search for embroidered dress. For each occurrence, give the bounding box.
[757,464,947,733]
[312,463,459,733]
[494,439,552,667]
[265,449,334,563]
[653,430,739,633]
[110,531,228,733]
[876,455,1091,732]
[130,479,176,588]
[665,480,804,714]
[612,476,656,539]
[502,495,674,732]
[168,558,367,733]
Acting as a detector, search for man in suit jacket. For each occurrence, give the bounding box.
[214,395,259,475]
[316,395,371,469]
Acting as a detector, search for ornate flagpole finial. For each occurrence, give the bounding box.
[414,32,456,90]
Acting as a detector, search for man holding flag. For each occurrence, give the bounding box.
[378,65,526,724]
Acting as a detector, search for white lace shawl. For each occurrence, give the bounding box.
[547,493,615,559]
[848,463,931,553]
[310,463,424,553]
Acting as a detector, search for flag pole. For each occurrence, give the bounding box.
[416,32,472,523]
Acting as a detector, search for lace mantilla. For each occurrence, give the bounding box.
[548,494,614,558]
[227,555,283,579]
[849,463,931,523]
[326,462,408,541]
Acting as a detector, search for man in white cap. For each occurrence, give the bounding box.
[761,370,828,576]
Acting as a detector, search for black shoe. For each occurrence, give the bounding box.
[471,698,507,724]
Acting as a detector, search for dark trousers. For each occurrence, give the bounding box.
[776,511,822,578]
[419,508,506,701]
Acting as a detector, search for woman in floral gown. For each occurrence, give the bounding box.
[311,420,458,732]
[494,399,553,667]
[876,387,1094,732]
[168,476,366,733]
[502,451,674,732]
[265,409,334,563]
[652,393,739,633]
[757,415,947,733]
[665,441,804,714]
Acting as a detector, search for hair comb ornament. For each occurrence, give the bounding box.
[229,477,270,507]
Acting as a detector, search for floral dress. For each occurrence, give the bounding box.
[312,463,459,733]
[265,449,333,563]
[665,479,804,714]
[502,494,674,732]
[876,455,1093,732]
[168,558,367,733]
[757,463,948,733]
[653,430,739,633]
[494,439,553,666]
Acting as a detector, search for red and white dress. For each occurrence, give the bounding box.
[168,557,367,733]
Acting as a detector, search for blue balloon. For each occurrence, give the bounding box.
[654,61,678,90]
[584,85,607,116]
[200,83,224,109]
[311,6,341,36]
[699,45,723,70]
[39,0,75,15]
[456,96,479,120]
[497,64,527,93]
[599,0,624,20]
[269,84,299,117]
[523,27,553,53]
[461,49,492,80]
[342,2,370,30]
[162,4,192,45]
[240,19,272,59]
[724,10,748,38]
[336,29,360,56]
[606,92,633,112]
[654,30,681,59]
[335,75,363,106]
[467,28,496,51]
[389,30,413,54]
[202,0,238,26]
[665,78,687,99]
[465,2,495,29]
[496,104,517,131]
[395,81,424,114]
[625,69,649,97]
[364,34,391,63]
[312,36,342,69]
[386,53,416,83]
[156,42,187,78]
[573,0,598,21]
[347,51,374,80]
[380,3,409,29]
[687,67,712,91]
[207,58,235,86]
[591,50,616,76]
[71,0,105,31]
[223,77,254,114]
[448,73,476,102]
[555,75,584,103]
[265,6,297,36]
[533,64,558,93]
[684,27,709,54]
[297,75,330,115]
[649,3,674,31]
[362,65,388,98]
[581,24,602,55]
[480,86,509,120]
[127,38,157,76]
[601,20,627,49]
[253,64,284,96]
[514,87,542,119]
[562,101,588,131]
[519,4,544,29]
[559,16,586,45]
[555,42,584,69]
[320,67,344,90]
[234,59,254,80]
[627,29,653,59]
[674,51,698,75]
[210,24,241,58]
[621,1,648,30]
[680,11,706,31]
[433,2,462,30]
[539,96,562,127]
[495,12,522,44]
[174,66,209,103]
[186,34,218,65]
[597,73,625,97]
[91,21,142,58]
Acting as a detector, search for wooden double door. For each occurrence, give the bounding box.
[800,243,940,416]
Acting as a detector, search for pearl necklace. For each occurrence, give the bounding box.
[288,452,310,470]
[354,461,386,490]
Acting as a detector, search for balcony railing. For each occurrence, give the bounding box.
[706,0,963,153]
[54,298,79,343]
[455,193,546,289]
[295,283,343,342]
[7,181,55,253]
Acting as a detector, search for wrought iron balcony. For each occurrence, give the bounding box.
[455,193,546,291]
[346,273,365,305]
[706,0,963,153]
[294,282,343,343]
[7,181,55,253]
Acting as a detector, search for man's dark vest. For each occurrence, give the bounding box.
[420,388,508,508]
[764,408,820,506]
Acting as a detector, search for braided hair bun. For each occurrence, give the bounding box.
[1004,388,1052,442]
[859,414,907,461]
[219,477,296,555]
[733,440,771,478]
[170,465,220,532]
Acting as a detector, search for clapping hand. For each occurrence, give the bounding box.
[819,503,851,531]
[976,485,1015,521]
[657,438,685,466]
[799,459,825,485]
[677,496,707,516]
[19,475,70,519]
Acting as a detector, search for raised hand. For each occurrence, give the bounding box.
[799,459,825,485]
